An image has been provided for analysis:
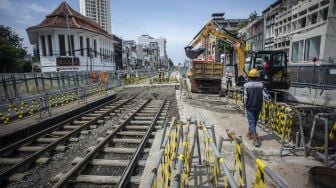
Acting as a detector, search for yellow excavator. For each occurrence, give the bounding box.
[185,14,290,92]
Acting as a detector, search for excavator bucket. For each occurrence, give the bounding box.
[185,46,205,59]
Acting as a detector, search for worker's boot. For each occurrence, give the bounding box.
[246,132,252,140]
[252,133,261,147]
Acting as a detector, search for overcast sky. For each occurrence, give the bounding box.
[0,0,275,64]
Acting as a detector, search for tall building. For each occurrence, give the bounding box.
[79,0,112,34]
[138,34,167,67]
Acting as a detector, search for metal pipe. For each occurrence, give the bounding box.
[172,122,189,188]
[238,136,247,188]
[146,118,176,187]
[201,122,239,188]
[244,146,288,188]
[195,120,202,165]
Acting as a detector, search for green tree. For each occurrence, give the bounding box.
[249,10,257,21]
[239,10,258,30]
[0,25,28,73]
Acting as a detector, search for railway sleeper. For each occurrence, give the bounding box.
[8,173,26,182]
[51,131,71,136]
[81,116,96,121]
[96,120,105,125]
[36,137,60,143]
[89,125,97,129]
[52,174,141,184]
[80,130,91,135]
[72,120,89,125]
[124,125,149,130]
[71,157,146,167]
[86,147,150,154]
[96,137,154,144]
[63,125,81,130]
[129,120,152,124]
[0,157,50,165]
[17,145,67,152]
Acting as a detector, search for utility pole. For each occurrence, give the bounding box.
[61,13,75,72]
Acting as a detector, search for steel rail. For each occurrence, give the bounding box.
[0,96,136,183]
[118,99,167,188]
[52,99,152,188]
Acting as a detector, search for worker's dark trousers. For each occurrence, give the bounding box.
[246,110,261,134]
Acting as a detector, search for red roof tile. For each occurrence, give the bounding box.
[27,1,112,39]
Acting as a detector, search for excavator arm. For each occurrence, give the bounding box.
[185,20,246,77]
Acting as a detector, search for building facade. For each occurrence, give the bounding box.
[79,0,112,34]
[239,16,264,54]
[113,34,122,70]
[138,34,167,67]
[27,2,115,72]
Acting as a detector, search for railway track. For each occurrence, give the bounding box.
[52,98,169,187]
[0,95,138,184]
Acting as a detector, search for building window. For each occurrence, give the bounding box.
[291,40,304,62]
[41,36,47,56]
[94,39,97,57]
[100,48,102,62]
[68,35,74,56]
[58,35,66,56]
[299,17,306,28]
[311,12,318,25]
[80,36,84,56]
[47,35,53,56]
[322,8,329,20]
[86,38,90,57]
[304,36,321,61]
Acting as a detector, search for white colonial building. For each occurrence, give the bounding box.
[27,2,115,72]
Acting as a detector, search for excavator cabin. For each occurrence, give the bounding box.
[249,51,291,89]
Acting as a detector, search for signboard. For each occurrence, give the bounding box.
[330,69,336,75]
[56,57,80,66]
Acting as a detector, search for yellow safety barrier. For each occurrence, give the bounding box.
[148,118,194,188]
[160,121,180,188]
[260,102,294,141]
[202,127,230,188]
[233,143,245,187]
[328,122,336,141]
[254,159,266,188]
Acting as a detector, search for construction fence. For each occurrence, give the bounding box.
[146,117,289,188]
[0,69,168,125]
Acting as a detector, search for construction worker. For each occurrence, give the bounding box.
[243,68,271,147]
[225,69,233,93]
